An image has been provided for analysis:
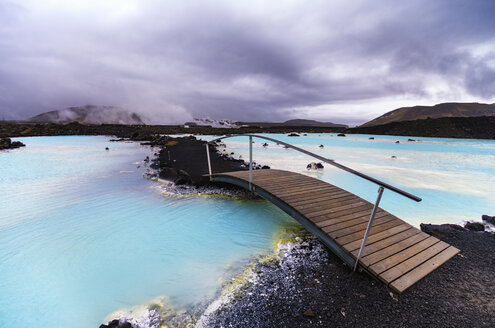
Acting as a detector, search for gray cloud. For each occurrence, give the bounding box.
[0,0,494,124]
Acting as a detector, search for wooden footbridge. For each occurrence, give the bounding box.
[205,135,459,293]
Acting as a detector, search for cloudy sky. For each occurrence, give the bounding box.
[1,0,494,125]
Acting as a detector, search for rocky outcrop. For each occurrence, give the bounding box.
[465,222,485,232]
[482,215,495,225]
[306,162,324,170]
[0,137,25,150]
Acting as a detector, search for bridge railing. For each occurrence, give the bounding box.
[205,134,422,271]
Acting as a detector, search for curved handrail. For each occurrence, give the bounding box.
[208,134,421,202]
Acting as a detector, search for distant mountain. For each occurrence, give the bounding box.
[29,105,145,125]
[238,119,348,128]
[348,116,495,140]
[361,102,495,127]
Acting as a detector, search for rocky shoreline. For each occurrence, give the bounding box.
[198,220,495,328]
[0,137,25,150]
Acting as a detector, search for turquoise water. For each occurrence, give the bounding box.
[207,133,495,226]
[0,136,293,327]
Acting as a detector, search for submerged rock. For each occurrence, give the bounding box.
[288,132,300,137]
[306,162,324,170]
[337,133,346,137]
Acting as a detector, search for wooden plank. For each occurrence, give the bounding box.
[389,246,460,293]
[311,204,376,224]
[297,201,368,218]
[367,235,438,273]
[335,219,404,245]
[380,240,450,283]
[271,185,340,198]
[295,194,358,207]
[317,210,389,229]
[285,191,352,206]
[289,193,356,207]
[304,202,373,220]
[347,228,420,258]
[255,176,315,186]
[295,200,366,219]
[260,180,328,192]
[324,213,395,236]
[342,224,412,252]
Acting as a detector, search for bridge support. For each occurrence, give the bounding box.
[249,136,253,190]
[205,143,212,181]
[353,186,384,272]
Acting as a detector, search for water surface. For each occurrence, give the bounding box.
[0,136,292,327]
[206,133,495,226]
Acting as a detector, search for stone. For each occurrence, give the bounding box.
[465,222,484,232]
[395,141,400,144]
[0,137,25,150]
[303,309,315,317]
[408,139,416,142]
[421,223,466,238]
[261,165,270,169]
[319,144,324,148]
[288,133,300,137]
[262,143,268,147]
[482,215,495,225]
[369,137,374,140]
[337,133,346,137]
[175,169,193,185]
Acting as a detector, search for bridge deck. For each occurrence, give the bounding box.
[211,169,459,293]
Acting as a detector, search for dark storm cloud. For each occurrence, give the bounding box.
[0,0,494,124]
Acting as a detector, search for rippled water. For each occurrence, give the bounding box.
[205,133,495,226]
[0,136,293,328]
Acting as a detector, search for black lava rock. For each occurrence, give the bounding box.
[482,215,495,225]
[465,222,485,232]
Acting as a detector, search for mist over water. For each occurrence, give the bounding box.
[206,133,495,226]
[0,136,292,327]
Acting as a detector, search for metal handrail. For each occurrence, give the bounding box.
[205,133,422,272]
[207,134,421,202]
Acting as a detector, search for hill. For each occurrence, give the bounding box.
[238,119,347,128]
[348,116,495,139]
[29,105,145,125]
[362,102,495,127]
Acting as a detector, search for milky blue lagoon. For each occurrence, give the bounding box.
[1,134,494,327]
[0,136,293,327]
[207,133,495,226]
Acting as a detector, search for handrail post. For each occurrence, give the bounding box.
[205,143,212,181]
[353,186,384,272]
[249,136,253,190]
